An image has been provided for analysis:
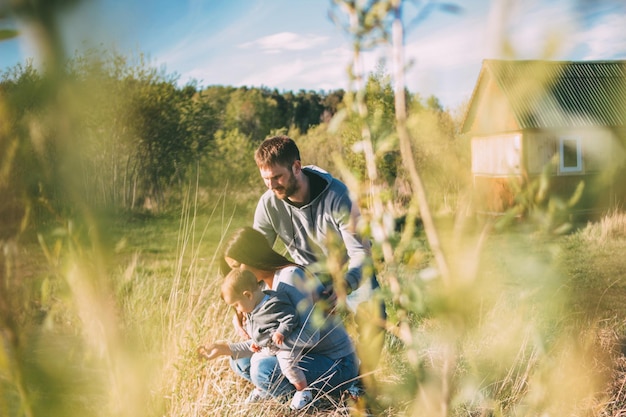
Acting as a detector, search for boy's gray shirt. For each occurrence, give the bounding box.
[229,302,355,361]
[244,290,303,350]
[253,165,368,292]
[228,290,306,358]
[229,290,308,385]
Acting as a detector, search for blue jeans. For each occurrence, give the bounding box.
[230,351,359,398]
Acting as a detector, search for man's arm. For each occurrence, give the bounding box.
[334,195,370,293]
[253,194,278,246]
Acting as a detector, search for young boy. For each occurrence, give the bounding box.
[219,268,313,410]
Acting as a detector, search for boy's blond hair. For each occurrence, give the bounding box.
[221,268,259,300]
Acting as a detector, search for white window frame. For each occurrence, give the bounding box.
[559,136,582,173]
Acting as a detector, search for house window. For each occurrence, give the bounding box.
[559,136,582,173]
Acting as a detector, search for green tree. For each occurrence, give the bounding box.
[65,49,139,210]
[321,89,345,123]
[223,87,275,142]
[0,62,50,231]
[406,103,469,212]
[129,78,187,208]
[204,128,258,189]
[292,90,325,133]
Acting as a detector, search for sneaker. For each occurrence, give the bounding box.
[345,381,365,400]
[245,388,270,404]
[289,390,313,410]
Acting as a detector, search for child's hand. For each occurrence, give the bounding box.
[272,332,284,345]
[250,342,261,352]
[197,343,230,360]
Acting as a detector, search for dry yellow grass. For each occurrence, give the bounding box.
[4,206,626,417]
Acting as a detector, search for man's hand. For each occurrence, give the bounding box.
[250,342,261,352]
[197,343,231,360]
[320,284,338,314]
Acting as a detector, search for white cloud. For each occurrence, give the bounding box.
[244,62,304,88]
[576,12,626,59]
[237,45,352,91]
[177,42,353,92]
[238,32,329,52]
[15,23,43,68]
[386,14,488,107]
[405,17,487,71]
[502,1,578,59]
[484,2,626,61]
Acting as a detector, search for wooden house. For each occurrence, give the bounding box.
[462,59,626,216]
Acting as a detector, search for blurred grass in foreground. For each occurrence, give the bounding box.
[4,202,626,416]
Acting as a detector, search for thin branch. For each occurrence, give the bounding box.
[391,4,451,286]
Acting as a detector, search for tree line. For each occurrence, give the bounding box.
[0,49,468,230]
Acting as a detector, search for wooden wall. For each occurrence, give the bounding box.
[470,128,623,215]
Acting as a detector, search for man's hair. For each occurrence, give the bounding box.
[221,268,258,300]
[254,135,301,168]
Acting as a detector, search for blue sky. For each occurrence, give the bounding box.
[2,0,626,109]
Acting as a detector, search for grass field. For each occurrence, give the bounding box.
[2,199,626,417]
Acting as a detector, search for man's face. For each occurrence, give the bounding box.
[259,163,299,200]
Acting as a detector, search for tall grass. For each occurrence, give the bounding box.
[5,191,626,417]
[580,208,626,243]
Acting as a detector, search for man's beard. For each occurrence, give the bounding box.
[273,171,299,200]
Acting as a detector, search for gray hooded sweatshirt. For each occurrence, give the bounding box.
[253,165,369,292]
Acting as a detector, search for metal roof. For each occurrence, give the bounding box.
[462,59,626,132]
[486,59,626,129]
